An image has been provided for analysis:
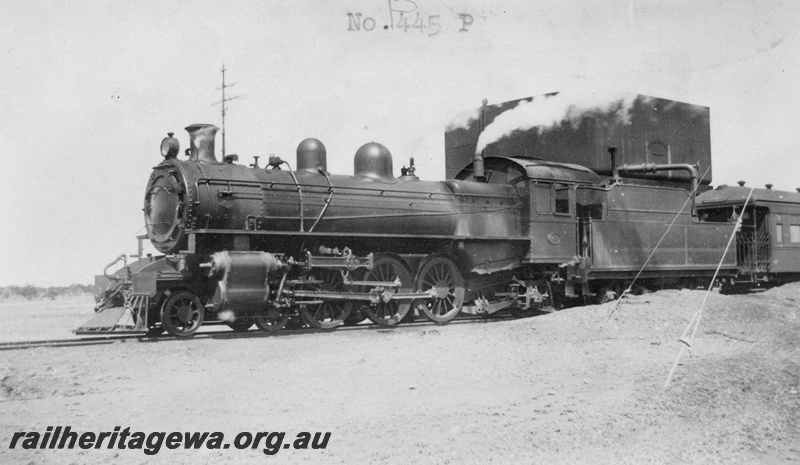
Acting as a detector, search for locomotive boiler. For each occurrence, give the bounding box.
[82,91,774,338]
[147,124,522,268]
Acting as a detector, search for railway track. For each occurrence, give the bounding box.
[0,335,143,351]
[0,314,517,352]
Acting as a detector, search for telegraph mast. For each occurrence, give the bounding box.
[213,65,241,158]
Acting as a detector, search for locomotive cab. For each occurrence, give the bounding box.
[455,156,601,267]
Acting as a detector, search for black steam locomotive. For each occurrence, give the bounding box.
[79,92,800,337]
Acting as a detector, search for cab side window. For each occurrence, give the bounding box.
[554,184,571,215]
[535,183,552,214]
[534,182,573,216]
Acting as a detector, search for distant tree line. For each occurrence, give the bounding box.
[0,284,97,302]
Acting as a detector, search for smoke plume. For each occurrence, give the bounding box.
[445,106,482,132]
[475,91,639,154]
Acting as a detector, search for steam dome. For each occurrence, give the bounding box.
[296,138,327,172]
[354,142,393,179]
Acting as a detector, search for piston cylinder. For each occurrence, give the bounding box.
[206,251,284,317]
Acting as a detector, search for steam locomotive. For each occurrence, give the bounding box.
[78,92,800,337]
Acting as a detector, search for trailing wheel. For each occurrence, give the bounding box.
[299,269,352,329]
[254,306,290,332]
[160,291,204,337]
[414,255,465,324]
[362,255,413,326]
[510,279,553,318]
[509,304,535,319]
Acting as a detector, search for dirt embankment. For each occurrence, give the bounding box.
[0,286,798,464]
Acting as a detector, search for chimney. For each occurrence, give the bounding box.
[185,124,220,164]
[608,146,619,182]
[737,180,745,187]
[472,98,488,182]
[765,184,773,190]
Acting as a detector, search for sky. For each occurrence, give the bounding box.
[1,0,799,286]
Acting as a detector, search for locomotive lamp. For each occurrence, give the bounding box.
[160,132,179,159]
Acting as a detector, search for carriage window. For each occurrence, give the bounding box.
[535,184,552,214]
[791,225,800,243]
[775,224,783,243]
[698,208,734,223]
[554,184,570,215]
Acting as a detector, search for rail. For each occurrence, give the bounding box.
[0,314,514,351]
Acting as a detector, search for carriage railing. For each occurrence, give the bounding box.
[735,232,770,273]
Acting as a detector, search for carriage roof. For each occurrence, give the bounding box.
[696,185,800,208]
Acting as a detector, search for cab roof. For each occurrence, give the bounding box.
[455,156,602,184]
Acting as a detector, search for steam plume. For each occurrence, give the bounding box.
[475,91,639,154]
[445,106,482,132]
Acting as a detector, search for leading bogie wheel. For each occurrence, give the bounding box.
[414,255,465,324]
[299,269,352,330]
[226,319,254,332]
[146,325,165,337]
[254,306,290,332]
[160,291,204,337]
[362,255,413,326]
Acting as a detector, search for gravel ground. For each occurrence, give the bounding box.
[1,286,798,464]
